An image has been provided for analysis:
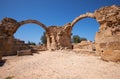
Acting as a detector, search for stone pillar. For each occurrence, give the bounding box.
[46,26,72,50]
[3,36,15,56]
[0,36,6,60]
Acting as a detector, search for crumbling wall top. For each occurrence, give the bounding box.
[94,5,120,24]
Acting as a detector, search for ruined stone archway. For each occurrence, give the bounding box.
[71,12,96,28]
[45,24,72,50]
[0,5,120,61]
[71,5,120,59]
[0,18,47,56]
[64,5,120,55]
[58,12,97,51]
[71,13,99,41]
[45,12,97,50]
[14,23,46,44]
[18,19,47,32]
[0,18,47,37]
[15,20,48,45]
[45,12,98,50]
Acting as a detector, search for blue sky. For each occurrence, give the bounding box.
[0,0,120,44]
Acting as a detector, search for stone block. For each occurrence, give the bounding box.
[73,41,95,51]
[107,41,120,50]
[101,50,120,62]
[17,49,32,56]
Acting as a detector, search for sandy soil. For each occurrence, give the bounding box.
[0,50,120,79]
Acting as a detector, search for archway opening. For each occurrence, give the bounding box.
[71,18,99,43]
[14,24,45,45]
[71,18,99,51]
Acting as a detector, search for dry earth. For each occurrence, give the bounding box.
[0,50,120,79]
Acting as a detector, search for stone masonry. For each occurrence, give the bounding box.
[46,24,72,50]
[73,41,95,51]
[94,5,120,61]
[0,5,120,61]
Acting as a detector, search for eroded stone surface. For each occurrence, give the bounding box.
[73,41,95,51]
[94,5,120,61]
[101,50,120,62]
[94,5,120,43]
[46,23,72,50]
[17,49,32,56]
[0,5,120,61]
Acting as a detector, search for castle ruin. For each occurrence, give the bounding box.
[0,5,120,61]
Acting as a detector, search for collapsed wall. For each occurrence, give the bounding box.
[0,5,120,61]
[1,37,30,56]
[73,41,95,51]
[94,5,120,61]
[0,18,31,56]
[46,24,72,50]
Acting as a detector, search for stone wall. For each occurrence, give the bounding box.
[94,5,120,61]
[46,24,72,50]
[30,44,47,53]
[0,5,120,61]
[2,37,30,56]
[0,37,5,60]
[70,5,120,61]
[73,41,95,51]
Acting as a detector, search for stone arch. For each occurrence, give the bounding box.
[13,19,47,36]
[0,18,47,37]
[0,5,120,61]
[0,18,48,56]
[71,12,96,28]
[70,12,100,40]
[19,20,47,31]
[71,18,99,40]
[61,13,98,51]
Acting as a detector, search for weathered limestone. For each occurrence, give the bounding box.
[71,5,120,61]
[3,36,15,55]
[17,49,32,56]
[1,37,30,56]
[0,36,14,57]
[30,44,47,53]
[37,44,47,51]
[0,18,47,56]
[73,41,95,51]
[101,50,120,62]
[0,5,120,61]
[94,5,120,61]
[71,12,95,27]
[0,37,4,60]
[46,23,72,50]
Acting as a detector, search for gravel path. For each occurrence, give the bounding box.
[0,50,120,79]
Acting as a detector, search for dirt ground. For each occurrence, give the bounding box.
[0,50,120,79]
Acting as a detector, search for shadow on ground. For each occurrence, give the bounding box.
[0,59,6,67]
